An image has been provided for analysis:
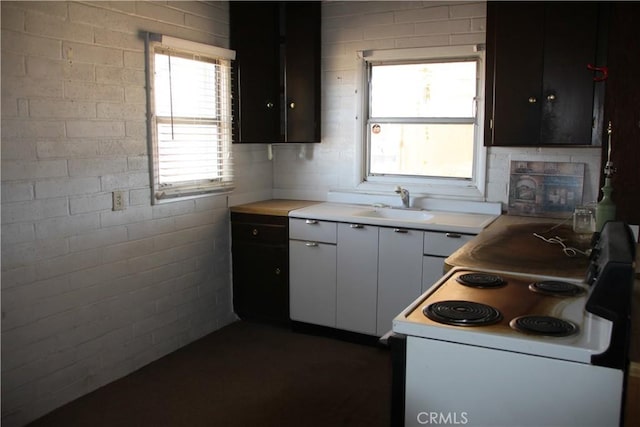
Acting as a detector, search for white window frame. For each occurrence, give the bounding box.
[144,33,235,203]
[355,45,487,200]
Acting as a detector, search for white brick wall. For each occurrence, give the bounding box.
[273,1,602,207]
[1,2,271,426]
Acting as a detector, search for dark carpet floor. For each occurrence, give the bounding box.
[29,321,392,427]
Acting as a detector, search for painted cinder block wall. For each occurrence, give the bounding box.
[0,2,271,426]
[272,1,602,206]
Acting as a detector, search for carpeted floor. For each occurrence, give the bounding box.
[29,321,392,427]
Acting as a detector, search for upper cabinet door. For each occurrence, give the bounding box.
[230,2,280,142]
[541,3,599,145]
[230,1,321,144]
[485,2,606,147]
[486,2,544,146]
[284,2,321,143]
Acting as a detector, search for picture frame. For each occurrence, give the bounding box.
[507,161,585,218]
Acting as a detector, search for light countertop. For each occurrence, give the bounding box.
[229,199,320,217]
[288,202,499,234]
[445,215,593,279]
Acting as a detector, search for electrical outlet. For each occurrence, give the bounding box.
[112,191,125,211]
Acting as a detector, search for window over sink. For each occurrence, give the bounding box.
[357,45,487,200]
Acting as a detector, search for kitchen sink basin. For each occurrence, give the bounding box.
[354,208,434,222]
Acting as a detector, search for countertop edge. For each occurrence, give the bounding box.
[288,202,498,234]
[230,199,321,217]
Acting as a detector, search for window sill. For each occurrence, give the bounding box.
[354,180,485,202]
[153,188,233,204]
[327,188,501,215]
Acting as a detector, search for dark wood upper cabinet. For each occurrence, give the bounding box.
[230,1,321,144]
[602,2,640,226]
[485,2,608,147]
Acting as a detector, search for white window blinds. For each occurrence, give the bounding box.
[147,34,235,201]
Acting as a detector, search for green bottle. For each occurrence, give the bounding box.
[596,176,616,231]
[596,121,616,232]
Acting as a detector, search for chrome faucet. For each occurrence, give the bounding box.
[394,186,410,208]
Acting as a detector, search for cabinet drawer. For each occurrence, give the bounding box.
[232,222,287,244]
[289,218,337,243]
[423,231,474,257]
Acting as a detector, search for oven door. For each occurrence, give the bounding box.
[403,335,623,427]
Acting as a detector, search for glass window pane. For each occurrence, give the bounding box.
[154,53,218,119]
[370,61,476,118]
[157,123,221,183]
[369,123,474,178]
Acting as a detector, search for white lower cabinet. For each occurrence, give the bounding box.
[289,217,477,336]
[289,218,337,327]
[376,227,424,336]
[422,256,446,293]
[336,223,379,335]
[289,240,337,327]
[422,231,474,292]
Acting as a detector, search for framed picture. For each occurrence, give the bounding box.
[508,161,585,218]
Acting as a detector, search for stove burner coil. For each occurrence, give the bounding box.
[424,300,503,326]
[509,315,578,337]
[456,273,506,289]
[528,281,586,297]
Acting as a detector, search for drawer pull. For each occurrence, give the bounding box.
[275,267,281,275]
[305,219,318,225]
[394,228,408,233]
[445,232,462,238]
[252,228,259,236]
[350,224,364,229]
[305,242,318,247]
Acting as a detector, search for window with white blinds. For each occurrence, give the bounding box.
[147,35,235,202]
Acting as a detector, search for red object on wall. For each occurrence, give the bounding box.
[587,63,609,81]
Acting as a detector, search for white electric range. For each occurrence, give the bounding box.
[390,221,636,427]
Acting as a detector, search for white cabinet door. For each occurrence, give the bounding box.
[289,240,337,327]
[422,231,475,292]
[336,223,379,335]
[422,256,446,293]
[377,227,424,336]
[423,231,474,257]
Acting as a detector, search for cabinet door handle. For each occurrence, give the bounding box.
[546,94,556,102]
[252,228,259,236]
[445,232,462,238]
[394,228,408,233]
[266,102,274,109]
[305,219,318,225]
[528,96,537,104]
[289,102,296,109]
[275,267,281,275]
[350,224,364,229]
[305,242,318,247]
